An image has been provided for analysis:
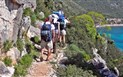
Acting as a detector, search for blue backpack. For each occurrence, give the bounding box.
[41,23,52,42]
[53,11,65,22]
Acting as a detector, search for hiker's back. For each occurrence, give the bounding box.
[53,11,65,22]
[41,22,52,42]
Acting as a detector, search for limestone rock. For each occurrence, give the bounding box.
[0,61,9,75]
[39,12,45,19]
[14,0,36,11]
[0,61,15,77]
[6,47,20,65]
[28,26,40,38]
[21,48,27,57]
[18,16,31,38]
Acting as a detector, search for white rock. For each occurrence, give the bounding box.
[21,48,27,57]
[39,12,45,19]
[1,66,15,77]
[6,47,20,65]
[10,10,18,20]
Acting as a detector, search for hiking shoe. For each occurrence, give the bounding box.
[40,57,43,62]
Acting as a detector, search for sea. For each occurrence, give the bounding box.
[97,26,123,51]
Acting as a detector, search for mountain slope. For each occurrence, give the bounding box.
[56,0,123,18]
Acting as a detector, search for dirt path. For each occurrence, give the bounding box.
[26,61,54,77]
[25,48,64,77]
[25,52,57,77]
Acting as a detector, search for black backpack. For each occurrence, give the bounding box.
[41,23,52,42]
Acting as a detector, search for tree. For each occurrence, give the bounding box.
[87,11,106,25]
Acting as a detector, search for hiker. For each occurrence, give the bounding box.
[53,9,70,47]
[50,14,60,53]
[36,15,55,61]
[59,18,70,47]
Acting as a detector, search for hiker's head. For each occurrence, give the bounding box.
[48,15,53,23]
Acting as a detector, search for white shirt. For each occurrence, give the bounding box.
[40,21,55,30]
[64,19,69,25]
[51,14,59,23]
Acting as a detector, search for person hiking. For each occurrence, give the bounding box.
[50,14,60,53]
[36,15,55,61]
[59,18,70,47]
[53,9,70,47]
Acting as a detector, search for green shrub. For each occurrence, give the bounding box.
[33,36,40,44]
[57,65,96,77]
[23,8,33,17]
[31,13,37,25]
[69,44,80,52]
[19,54,33,68]
[82,52,91,61]
[36,0,51,17]
[16,39,24,52]
[87,11,106,25]
[14,64,27,77]
[3,40,12,53]
[14,54,33,76]
[3,57,12,66]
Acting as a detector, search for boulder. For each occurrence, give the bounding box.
[13,0,36,11]
[39,12,45,19]
[0,61,15,77]
[6,47,20,65]
[0,61,9,75]
[28,26,40,38]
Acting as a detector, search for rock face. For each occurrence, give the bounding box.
[0,61,9,75]
[6,47,20,65]
[0,0,36,44]
[0,61,15,77]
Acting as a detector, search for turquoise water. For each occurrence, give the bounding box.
[97,26,123,51]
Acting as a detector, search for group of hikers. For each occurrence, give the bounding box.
[35,9,120,77]
[89,48,119,77]
[36,9,70,61]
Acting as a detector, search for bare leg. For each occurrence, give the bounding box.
[46,48,51,61]
[63,35,66,44]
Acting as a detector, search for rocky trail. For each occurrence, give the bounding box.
[26,48,66,77]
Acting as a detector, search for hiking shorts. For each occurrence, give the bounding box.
[55,30,59,34]
[61,29,66,35]
[41,40,53,49]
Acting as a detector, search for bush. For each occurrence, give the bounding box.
[69,44,80,52]
[65,44,91,67]
[57,65,96,77]
[16,39,24,52]
[33,36,40,44]
[66,14,96,54]
[14,54,33,76]
[3,40,12,53]
[19,54,33,68]
[14,64,27,77]
[30,13,37,25]
[23,8,33,17]
[36,0,51,17]
[87,11,106,25]
[3,57,12,66]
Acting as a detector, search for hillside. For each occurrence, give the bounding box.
[55,0,123,18]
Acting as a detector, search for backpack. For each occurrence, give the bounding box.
[53,11,65,30]
[41,23,52,42]
[53,11,65,22]
[60,20,65,30]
